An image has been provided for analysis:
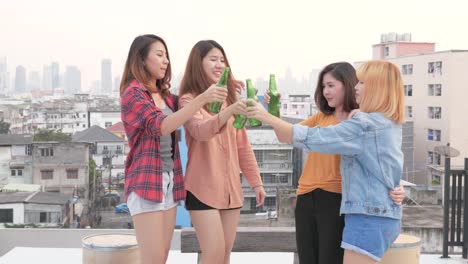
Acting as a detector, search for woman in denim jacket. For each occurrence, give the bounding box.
[246,60,404,263]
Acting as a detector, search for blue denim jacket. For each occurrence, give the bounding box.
[293,112,403,219]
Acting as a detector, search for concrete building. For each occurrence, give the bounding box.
[101,59,112,94]
[29,99,88,134]
[64,66,81,95]
[32,142,90,199]
[366,32,468,184]
[0,191,69,226]
[241,127,294,212]
[72,125,125,182]
[0,135,34,186]
[14,66,26,93]
[280,94,317,119]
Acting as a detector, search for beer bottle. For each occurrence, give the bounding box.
[268,74,280,117]
[246,79,262,127]
[208,67,230,113]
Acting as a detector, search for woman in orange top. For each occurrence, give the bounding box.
[178,40,266,264]
[265,62,404,264]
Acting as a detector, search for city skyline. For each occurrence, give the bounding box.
[1,0,468,91]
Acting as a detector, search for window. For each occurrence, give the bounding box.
[384,46,389,56]
[66,169,79,179]
[435,61,443,74]
[402,64,413,75]
[428,107,442,119]
[105,122,112,128]
[0,209,13,223]
[11,168,23,177]
[40,212,47,223]
[428,61,443,75]
[427,129,441,141]
[264,197,276,208]
[103,157,111,166]
[428,84,442,96]
[406,106,413,118]
[253,150,263,163]
[428,151,441,165]
[41,170,54,180]
[116,145,123,154]
[279,175,289,183]
[40,147,54,157]
[264,150,290,161]
[249,198,257,210]
[404,85,413,96]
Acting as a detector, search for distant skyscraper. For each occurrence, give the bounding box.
[0,57,9,94]
[15,65,27,93]
[0,57,6,73]
[28,71,41,91]
[101,59,112,94]
[0,72,10,95]
[51,62,60,89]
[113,75,121,93]
[64,65,81,95]
[42,64,52,90]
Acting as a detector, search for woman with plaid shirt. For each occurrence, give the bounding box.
[120,35,227,264]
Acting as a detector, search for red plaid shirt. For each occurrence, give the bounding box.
[121,80,185,202]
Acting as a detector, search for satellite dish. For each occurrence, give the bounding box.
[434,143,460,158]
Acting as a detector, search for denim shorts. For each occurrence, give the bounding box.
[341,214,400,261]
[127,171,180,216]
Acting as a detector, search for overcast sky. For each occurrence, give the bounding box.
[1,0,467,91]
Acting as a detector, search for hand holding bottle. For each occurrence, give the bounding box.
[201,84,228,104]
[263,89,281,104]
[227,100,248,116]
[246,98,269,121]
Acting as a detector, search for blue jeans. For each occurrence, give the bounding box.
[341,214,400,261]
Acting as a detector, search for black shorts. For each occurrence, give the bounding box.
[185,191,241,211]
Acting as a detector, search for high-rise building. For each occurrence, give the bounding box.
[101,59,112,94]
[51,62,60,89]
[0,57,6,73]
[15,65,27,93]
[28,71,41,91]
[113,75,121,93]
[64,66,81,95]
[42,65,52,90]
[359,33,468,184]
[0,57,9,94]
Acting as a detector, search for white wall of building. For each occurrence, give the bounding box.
[0,203,24,224]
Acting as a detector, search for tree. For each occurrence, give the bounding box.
[0,119,10,134]
[89,158,102,188]
[33,129,71,142]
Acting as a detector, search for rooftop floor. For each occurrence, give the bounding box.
[1,247,467,264]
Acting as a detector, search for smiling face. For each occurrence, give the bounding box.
[144,41,169,82]
[322,72,345,110]
[202,47,226,84]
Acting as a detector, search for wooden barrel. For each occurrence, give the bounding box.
[82,233,139,264]
[381,234,421,264]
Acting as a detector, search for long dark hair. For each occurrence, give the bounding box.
[314,62,359,114]
[120,34,172,98]
[179,40,237,106]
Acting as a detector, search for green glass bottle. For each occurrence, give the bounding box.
[246,79,262,127]
[268,74,280,118]
[208,67,230,113]
[233,83,247,129]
